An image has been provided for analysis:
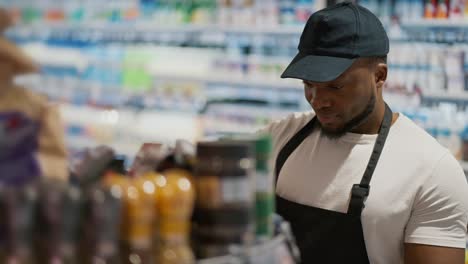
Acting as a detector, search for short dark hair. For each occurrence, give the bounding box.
[369,56,387,64]
[360,56,387,70]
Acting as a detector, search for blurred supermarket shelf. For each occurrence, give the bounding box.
[7,22,304,41]
[13,20,468,35]
[399,20,468,43]
[152,73,302,90]
[422,92,468,102]
[401,20,468,29]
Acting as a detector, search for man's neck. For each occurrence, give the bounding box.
[351,102,387,135]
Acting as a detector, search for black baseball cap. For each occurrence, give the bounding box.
[281,2,389,82]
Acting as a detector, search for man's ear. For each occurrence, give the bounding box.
[375,63,387,90]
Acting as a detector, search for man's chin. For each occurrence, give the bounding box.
[319,125,347,140]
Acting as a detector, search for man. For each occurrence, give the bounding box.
[261,2,468,264]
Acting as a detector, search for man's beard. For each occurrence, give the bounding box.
[317,94,376,140]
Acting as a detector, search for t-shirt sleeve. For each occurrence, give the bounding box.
[404,152,468,248]
[256,123,274,136]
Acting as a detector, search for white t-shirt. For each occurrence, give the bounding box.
[261,111,468,264]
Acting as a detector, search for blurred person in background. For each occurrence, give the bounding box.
[0,8,68,184]
[261,2,468,264]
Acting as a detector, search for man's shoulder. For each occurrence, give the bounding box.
[390,114,462,177]
[258,111,314,157]
[391,114,445,150]
[261,111,315,138]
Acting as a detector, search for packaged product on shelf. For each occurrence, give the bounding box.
[44,0,66,22]
[101,162,130,263]
[226,135,276,242]
[69,146,115,186]
[156,168,195,264]
[295,0,316,23]
[229,0,253,26]
[465,0,468,17]
[155,139,196,172]
[85,184,123,264]
[435,0,449,18]
[424,0,437,18]
[0,184,38,264]
[194,141,255,258]
[191,0,216,24]
[129,143,170,177]
[58,185,83,264]
[140,171,163,260]
[449,0,465,18]
[120,177,155,264]
[253,135,275,241]
[279,0,296,25]
[35,179,67,263]
[445,48,465,94]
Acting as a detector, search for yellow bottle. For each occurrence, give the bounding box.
[141,171,164,260]
[156,168,195,264]
[121,176,156,264]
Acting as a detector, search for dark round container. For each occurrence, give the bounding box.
[194,140,255,259]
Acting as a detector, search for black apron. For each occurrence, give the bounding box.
[275,104,393,264]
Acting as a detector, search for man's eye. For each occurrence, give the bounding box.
[329,86,343,90]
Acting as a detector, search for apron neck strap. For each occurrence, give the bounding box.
[348,103,393,216]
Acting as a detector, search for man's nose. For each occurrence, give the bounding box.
[309,87,332,110]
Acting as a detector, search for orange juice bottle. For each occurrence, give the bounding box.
[156,168,195,264]
[141,171,167,261]
[121,176,156,264]
[424,0,436,18]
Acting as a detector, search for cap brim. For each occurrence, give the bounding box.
[281,52,357,82]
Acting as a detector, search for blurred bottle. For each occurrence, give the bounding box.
[2,184,38,264]
[295,0,315,23]
[424,0,437,18]
[101,163,130,264]
[157,168,195,264]
[58,185,83,264]
[87,183,123,264]
[279,0,295,25]
[36,179,66,264]
[254,135,275,242]
[217,0,232,25]
[194,141,255,258]
[140,171,162,261]
[120,177,155,264]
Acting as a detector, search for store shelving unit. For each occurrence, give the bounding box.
[400,19,468,29]
[399,19,468,43]
[152,73,302,90]
[422,92,468,104]
[6,14,468,153]
[7,22,303,42]
[11,22,304,34]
